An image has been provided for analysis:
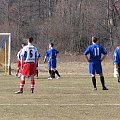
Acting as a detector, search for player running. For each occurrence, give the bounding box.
[16,43,26,78]
[44,43,61,79]
[84,36,108,90]
[113,41,120,82]
[15,37,39,94]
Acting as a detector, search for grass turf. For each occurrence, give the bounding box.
[0,74,120,120]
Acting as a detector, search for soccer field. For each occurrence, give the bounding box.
[0,62,120,120]
[0,75,120,119]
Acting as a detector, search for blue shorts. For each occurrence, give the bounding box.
[48,59,56,69]
[89,61,102,74]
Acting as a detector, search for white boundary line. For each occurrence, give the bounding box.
[0,103,120,106]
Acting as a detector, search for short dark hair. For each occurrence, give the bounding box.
[28,37,33,43]
[92,36,98,43]
[50,43,54,47]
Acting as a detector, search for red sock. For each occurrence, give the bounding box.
[30,80,35,91]
[19,80,25,91]
[16,69,19,76]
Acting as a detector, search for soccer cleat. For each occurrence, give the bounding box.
[48,77,53,80]
[102,87,109,90]
[36,76,39,79]
[118,79,120,83]
[56,76,61,79]
[15,90,23,94]
[30,90,34,93]
[17,75,21,78]
[93,87,97,91]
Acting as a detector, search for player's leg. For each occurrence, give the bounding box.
[47,61,53,79]
[50,59,55,78]
[96,62,108,90]
[51,68,55,78]
[30,75,35,93]
[15,75,25,94]
[36,69,38,77]
[89,62,97,90]
[49,69,51,76]
[54,61,61,78]
[99,73,108,90]
[92,74,97,90]
[118,67,120,82]
[54,68,61,79]
[29,63,36,93]
[16,68,20,76]
[36,62,38,78]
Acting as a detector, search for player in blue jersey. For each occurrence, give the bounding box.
[44,43,61,79]
[44,49,52,79]
[113,41,120,82]
[84,36,108,90]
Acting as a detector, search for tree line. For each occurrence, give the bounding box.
[0,0,120,54]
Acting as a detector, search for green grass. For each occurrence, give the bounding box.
[0,74,120,120]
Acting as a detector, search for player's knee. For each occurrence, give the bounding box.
[99,73,103,77]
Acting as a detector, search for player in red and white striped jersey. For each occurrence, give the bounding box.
[15,37,39,94]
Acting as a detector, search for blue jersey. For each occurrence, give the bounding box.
[49,48,59,60]
[46,48,59,68]
[84,44,107,61]
[114,46,120,65]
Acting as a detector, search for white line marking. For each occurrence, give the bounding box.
[0,104,120,106]
[28,94,120,96]
[46,87,76,89]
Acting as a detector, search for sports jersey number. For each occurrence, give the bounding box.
[29,50,33,58]
[94,48,99,56]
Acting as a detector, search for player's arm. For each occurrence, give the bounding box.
[21,55,24,69]
[84,55,90,62]
[44,56,47,63]
[101,54,107,62]
[48,56,52,62]
[84,47,90,62]
[20,48,25,69]
[56,50,59,54]
[101,46,107,62]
